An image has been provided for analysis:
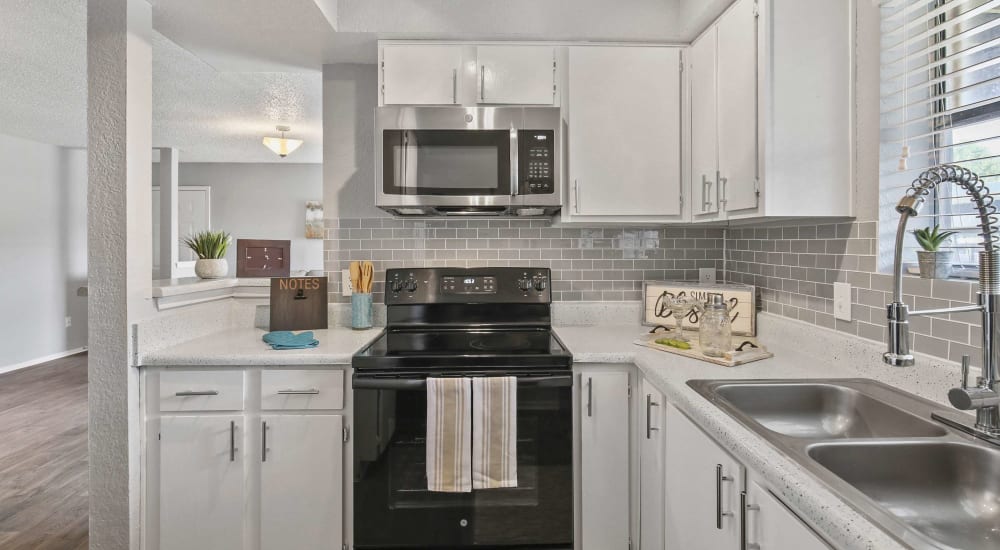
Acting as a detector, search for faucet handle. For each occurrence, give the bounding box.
[961,355,970,390]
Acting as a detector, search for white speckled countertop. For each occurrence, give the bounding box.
[558,315,967,550]
[139,327,383,366]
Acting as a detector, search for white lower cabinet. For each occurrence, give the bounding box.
[743,477,831,550]
[260,414,344,550]
[159,415,245,550]
[144,368,347,550]
[662,403,829,550]
[579,369,631,550]
[638,379,665,550]
[663,404,742,550]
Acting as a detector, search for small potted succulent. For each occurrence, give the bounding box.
[913,224,957,279]
[183,230,232,279]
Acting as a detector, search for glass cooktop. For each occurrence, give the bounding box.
[352,328,572,370]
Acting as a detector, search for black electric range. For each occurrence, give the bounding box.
[351,267,574,550]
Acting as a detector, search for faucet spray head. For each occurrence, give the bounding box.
[896,195,924,217]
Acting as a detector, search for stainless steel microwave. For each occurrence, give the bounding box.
[375,106,562,217]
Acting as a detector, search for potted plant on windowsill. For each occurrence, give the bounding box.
[183,230,232,279]
[913,224,958,279]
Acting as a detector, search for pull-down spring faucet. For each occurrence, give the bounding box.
[885,165,1000,438]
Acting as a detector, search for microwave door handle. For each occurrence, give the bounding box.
[510,128,519,196]
[401,132,409,190]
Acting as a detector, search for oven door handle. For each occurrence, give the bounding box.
[352,374,573,390]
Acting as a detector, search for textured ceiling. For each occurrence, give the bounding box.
[152,32,322,163]
[0,0,733,163]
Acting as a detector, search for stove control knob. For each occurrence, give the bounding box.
[405,279,418,292]
[389,279,404,293]
[534,279,548,291]
[517,278,533,291]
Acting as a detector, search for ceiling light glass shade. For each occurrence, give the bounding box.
[262,136,303,158]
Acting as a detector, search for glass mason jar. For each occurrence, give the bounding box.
[699,294,732,358]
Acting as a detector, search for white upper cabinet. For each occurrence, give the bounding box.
[564,46,683,222]
[716,0,759,215]
[689,26,720,221]
[381,45,463,105]
[477,45,555,105]
[688,0,852,222]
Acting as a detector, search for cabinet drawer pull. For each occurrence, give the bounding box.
[175,390,219,397]
[740,490,760,550]
[261,421,268,462]
[701,174,713,212]
[277,389,320,395]
[230,421,237,462]
[586,377,593,417]
[716,464,734,529]
[645,394,660,439]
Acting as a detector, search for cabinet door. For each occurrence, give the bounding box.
[717,0,759,214]
[744,479,830,550]
[689,27,721,221]
[663,405,741,550]
[580,371,631,550]
[260,415,344,550]
[639,379,665,550]
[382,45,462,105]
[160,415,244,550]
[477,45,554,104]
[567,47,682,217]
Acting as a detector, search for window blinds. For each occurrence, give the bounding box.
[880,0,1000,267]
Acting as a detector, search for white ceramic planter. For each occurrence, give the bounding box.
[194,258,229,279]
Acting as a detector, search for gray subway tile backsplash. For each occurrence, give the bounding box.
[325,218,724,304]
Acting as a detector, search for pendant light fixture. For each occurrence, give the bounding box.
[262,125,303,158]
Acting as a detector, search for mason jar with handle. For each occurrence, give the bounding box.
[699,293,732,358]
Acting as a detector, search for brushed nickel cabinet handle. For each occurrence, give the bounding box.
[175,390,219,397]
[261,421,268,462]
[645,394,660,439]
[741,490,761,550]
[720,175,729,209]
[702,174,713,212]
[480,64,486,101]
[452,68,458,104]
[716,464,734,529]
[586,377,593,417]
[277,389,320,395]
[574,180,581,214]
[229,421,237,462]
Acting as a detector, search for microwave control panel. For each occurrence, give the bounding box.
[519,130,555,195]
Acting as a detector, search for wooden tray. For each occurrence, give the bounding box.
[634,331,773,367]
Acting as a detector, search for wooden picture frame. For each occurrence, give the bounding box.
[237,239,291,278]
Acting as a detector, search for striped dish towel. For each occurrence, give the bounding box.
[426,378,473,493]
[472,377,518,489]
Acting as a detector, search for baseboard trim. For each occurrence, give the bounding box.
[0,347,88,375]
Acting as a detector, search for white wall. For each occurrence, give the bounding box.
[152,162,324,276]
[0,133,87,369]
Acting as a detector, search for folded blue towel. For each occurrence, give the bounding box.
[263,331,320,350]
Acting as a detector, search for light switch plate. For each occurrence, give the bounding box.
[834,282,852,321]
[341,269,353,297]
[698,268,717,284]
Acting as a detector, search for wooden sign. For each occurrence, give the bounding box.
[237,239,291,278]
[269,277,328,331]
[642,281,756,336]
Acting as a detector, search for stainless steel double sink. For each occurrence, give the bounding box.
[689,379,1000,550]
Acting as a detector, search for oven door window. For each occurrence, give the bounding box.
[382,130,512,196]
[353,381,573,548]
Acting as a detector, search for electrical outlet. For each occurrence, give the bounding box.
[65,316,72,328]
[698,268,716,284]
[834,282,852,321]
[341,269,353,297]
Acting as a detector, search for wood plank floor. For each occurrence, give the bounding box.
[0,353,88,550]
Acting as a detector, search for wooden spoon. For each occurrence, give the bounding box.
[349,261,361,293]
